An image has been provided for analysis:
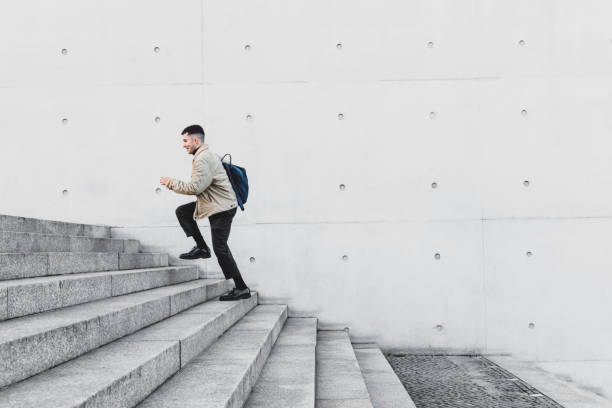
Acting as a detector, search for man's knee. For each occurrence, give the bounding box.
[175,203,191,219]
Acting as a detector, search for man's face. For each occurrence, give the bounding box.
[182,133,199,154]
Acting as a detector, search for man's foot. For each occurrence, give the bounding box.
[219,287,251,301]
[179,246,211,260]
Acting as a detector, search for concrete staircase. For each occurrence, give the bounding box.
[0,214,414,408]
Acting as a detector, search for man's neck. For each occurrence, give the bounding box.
[191,145,201,155]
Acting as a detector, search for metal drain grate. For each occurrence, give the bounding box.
[385,354,564,408]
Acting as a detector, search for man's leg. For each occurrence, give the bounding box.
[209,208,247,290]
[175,202,211,258]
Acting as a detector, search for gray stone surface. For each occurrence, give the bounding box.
[0,231,70,252]
[80,224,111,239]
[354,345,417,408]
[5,274,111,319]
[487,355,612,408]
[0,252,171,281]
[119,253,168,270]
[123,293,258,366]
[110,266,198,296]
[245,318,317,408]
[0,339,179,408]
[0,214,110,238]
[159,278,232,315]
[0,288,6,321]
[0,293,258,407]
[0,266,201,320]
[123,239,140,253]
[0,231,133,253]
[69,236,125,252]
[316,330,373,408]
[48,252,118,275]
[0,253,48,280]
[0,278,226,387]
[137,305,288,408]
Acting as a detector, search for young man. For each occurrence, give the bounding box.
[160,124,250,301]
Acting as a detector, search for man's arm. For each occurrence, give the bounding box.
[161,157,213,195]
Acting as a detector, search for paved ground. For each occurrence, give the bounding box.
[386,354,564,408]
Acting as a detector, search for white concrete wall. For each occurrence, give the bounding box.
[1,0,611,361]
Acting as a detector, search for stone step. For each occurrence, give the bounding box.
[137,304,288,408]
[0,266,199,321]
[354,344,417,408]
[0,252,168,280]
[316,331,374,408]
[0,294,258,408]
[0,231,139,253]
[0,278,232,388]
[244,317,318,408]
[0,214,110,239]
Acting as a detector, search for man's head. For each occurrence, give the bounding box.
[181,124,205,154]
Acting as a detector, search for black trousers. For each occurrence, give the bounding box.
[175,202,243,280]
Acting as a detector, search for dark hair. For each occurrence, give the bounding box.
[182,124,205,137]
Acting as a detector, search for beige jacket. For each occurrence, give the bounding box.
[167,145,237,219]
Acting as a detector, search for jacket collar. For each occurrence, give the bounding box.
[193,144,209,156]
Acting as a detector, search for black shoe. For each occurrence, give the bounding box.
[220,287,251,301]
[179,246,211,260]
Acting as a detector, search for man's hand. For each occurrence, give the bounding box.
[160,177,171,187]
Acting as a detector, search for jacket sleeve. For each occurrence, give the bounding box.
[167,156,213,196]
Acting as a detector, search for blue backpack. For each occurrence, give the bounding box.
[220,154,249,211]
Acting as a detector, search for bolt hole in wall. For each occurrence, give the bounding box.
[61,189,69,197]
